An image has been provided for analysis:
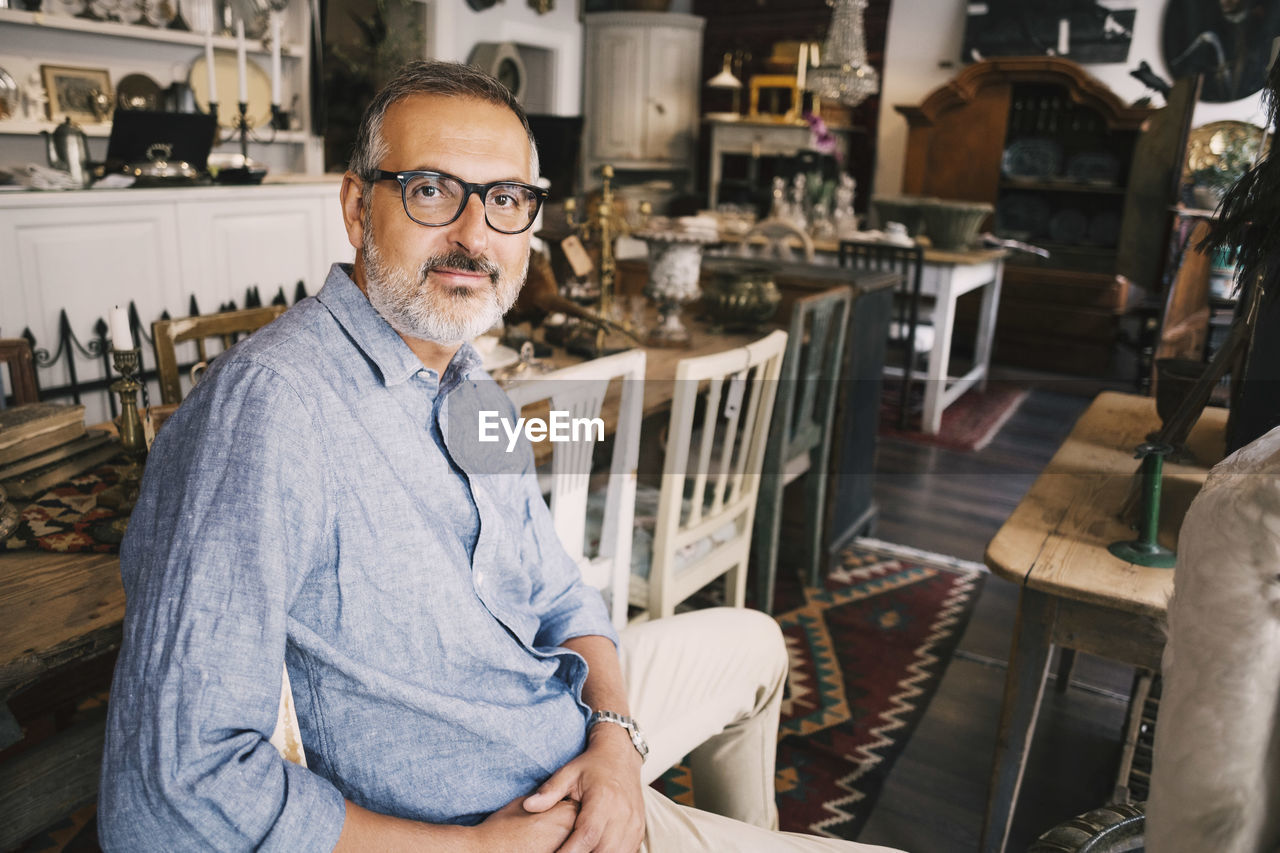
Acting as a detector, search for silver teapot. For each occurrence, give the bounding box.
[42,117,92,188]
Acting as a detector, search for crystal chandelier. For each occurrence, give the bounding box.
[806,0,879,107]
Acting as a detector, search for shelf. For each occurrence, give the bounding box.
[0,116,308,144]
[999,179,1126,195]
[0,7,301,56]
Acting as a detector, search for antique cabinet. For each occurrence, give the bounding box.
[896,58,1158,375]
[0,181,352,423]
[581,11,704,193]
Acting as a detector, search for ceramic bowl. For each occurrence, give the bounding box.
[919,200,994,251]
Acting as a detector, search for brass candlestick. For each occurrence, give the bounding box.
[101,347,148,511]
[564,165,650,355]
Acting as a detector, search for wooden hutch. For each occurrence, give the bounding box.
[896,58,1161,375]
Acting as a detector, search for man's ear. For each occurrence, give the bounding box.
[340,172,366,251]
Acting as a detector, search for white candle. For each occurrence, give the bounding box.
[236,19,248,105]
[205,23,218,104]
[109,306,134,351]
[270,12,282,106]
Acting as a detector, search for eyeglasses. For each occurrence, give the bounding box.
[372,169,549,235]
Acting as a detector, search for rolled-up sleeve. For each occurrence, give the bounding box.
[99,359,346,852]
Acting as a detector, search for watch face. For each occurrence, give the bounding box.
[496,58,522,96]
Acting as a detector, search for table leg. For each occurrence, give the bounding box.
[922,279,956,434]
[982,587,1055,853]
[972,260,1003,394]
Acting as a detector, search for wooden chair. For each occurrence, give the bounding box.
[752,287,852,613]
[839,241,927,430]
[505,348,647,629]
[0,338,39,407]
[151,306,287,405]
[630,330,788,619]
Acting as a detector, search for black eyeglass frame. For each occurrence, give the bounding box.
[372,169,550,235]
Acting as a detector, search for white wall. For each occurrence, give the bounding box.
[428,1,583,117]
[873,0,1269,197]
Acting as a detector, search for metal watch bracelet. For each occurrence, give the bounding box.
[587,709,649,762]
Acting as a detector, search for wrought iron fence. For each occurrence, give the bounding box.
[6,281,308,412]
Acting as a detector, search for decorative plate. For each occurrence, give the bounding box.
[482,344,520,373]
[116,73,163,111]
[1001,138,1063,181]
[182,0,216,37]
[1065,151,1120,185]
[1087,210,1121,247]
[189,48,272,128]
[1048,208,1088,244]
[142,0,175,26]
[995,193,1051,238]
[0,67,19,121]
[44,0,86,16]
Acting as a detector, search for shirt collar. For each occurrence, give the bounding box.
[317,263,484,390]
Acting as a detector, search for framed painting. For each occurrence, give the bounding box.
[963,1,1137,64]
[41,64,113,124]
[1162,0,1280,103]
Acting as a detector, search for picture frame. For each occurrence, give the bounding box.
[41,64,113,124]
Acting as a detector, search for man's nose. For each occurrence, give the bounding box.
[449,192,490,255]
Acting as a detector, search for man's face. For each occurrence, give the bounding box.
[357,94,532,344]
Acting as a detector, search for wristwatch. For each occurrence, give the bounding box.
[587,709,649,762]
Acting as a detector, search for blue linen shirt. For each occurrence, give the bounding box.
[99,264,618,851]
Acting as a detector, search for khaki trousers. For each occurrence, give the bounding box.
[618,608,902,852]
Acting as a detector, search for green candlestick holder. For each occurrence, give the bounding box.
[1108,441,1177,568]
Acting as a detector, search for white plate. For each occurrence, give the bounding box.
[189,48,272,129]
[44,0,85,15]
[483,344,520,373]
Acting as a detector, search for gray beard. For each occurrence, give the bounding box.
[361,233,526,345]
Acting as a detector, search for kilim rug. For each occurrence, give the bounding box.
[654,543,985,840]
[880,383,1029,453]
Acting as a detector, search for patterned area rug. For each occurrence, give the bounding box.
[655,543,985,840]
[2,461,130,553]
[880,383,1029,452]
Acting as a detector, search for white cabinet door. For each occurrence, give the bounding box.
[582,12,704,185]
[586,24,648,162]
[176,194,334,310]
[645,24,701,163]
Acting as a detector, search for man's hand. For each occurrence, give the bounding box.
[522,722,645,853]
[474,794,579,852]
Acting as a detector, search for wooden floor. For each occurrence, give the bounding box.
[855,386,1138,853]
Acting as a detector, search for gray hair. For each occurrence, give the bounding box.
[348,60,540,184]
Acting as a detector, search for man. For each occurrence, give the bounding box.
[99,61,899,852]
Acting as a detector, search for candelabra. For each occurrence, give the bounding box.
[563,165,650,355]
[204,100,278,184]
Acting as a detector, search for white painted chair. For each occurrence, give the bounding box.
[505,348,647,629]
[630,330,788,620]
[270,666,306,766]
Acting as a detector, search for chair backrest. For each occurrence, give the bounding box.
[769,287,853,478]
[840,240,925,430]
[645,329,788,617]
[838,240,925,341]
[151,306,287,404]
[0,338,39,407]
[505,348,647,629]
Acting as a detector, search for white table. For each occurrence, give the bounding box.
[704,118,857,209]
[906,247,1006,434]
[717,238,1007,435]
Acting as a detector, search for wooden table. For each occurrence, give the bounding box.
[980,391,1228,853]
